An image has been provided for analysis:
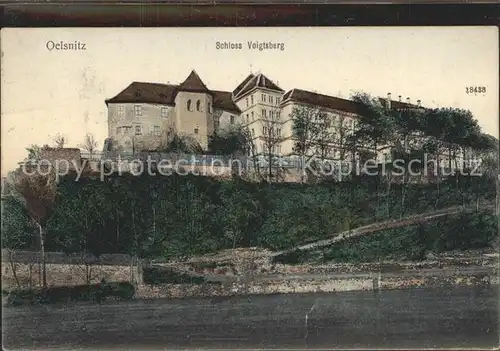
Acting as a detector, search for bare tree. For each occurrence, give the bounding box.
[53,133,67,148]
[260,106,285,182]
[81,133,99,158]
[13,171,57,288]
[290,105,324,182]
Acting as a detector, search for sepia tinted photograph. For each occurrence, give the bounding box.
[1,26,499,349]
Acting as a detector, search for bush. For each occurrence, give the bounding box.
[143,267,206,285]
[5,281,135,306]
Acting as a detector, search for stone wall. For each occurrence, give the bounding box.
[2,262,142,289]
[135,271,498,300]
[1,250,143,290]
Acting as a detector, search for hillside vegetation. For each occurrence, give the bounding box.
[3,171,496,262]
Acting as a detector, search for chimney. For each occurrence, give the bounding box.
[406,97,410,104]
[417,99,421,106]
[398,95,402,102]
[386,93,391,109]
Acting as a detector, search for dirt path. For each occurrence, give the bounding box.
[273,202,496,259]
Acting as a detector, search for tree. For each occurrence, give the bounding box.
[350,92,397,159]
[1,179,35,288]
[80,133,99,158]
[208,128,249,156]
[25,144,42,161]
[260,106,285,182]
[159,132,204,155]
[13,171,57,287]
[53,133,67,148]
[290,104,328,182]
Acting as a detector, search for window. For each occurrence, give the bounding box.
[251,95,254,105]
[276,97,280,105]
[208,102,213,113]
[277,128,281,137]
[276,111,280,120]
[246,114,249,123]
[270,111,275,119]
[194,126,199,134]
[135,125,142,135]
[269,96,274,104]
[124,127,129,134]
[263,126,267,134]
[262,109,267,118]
[187,99,192,111]
[246,98,249,108]
[214,116,220,130]
[134,105,142,117]
[251,111,254,120]
[230,115,235,124]
[252,128,255,136]
[117,104,124,117]
[261,94,266,102]
[161,107,168,118]
[153,125,161,136]
[196,100,201,112]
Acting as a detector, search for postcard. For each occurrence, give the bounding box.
[1,26,498,350]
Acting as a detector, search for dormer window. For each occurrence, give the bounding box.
[196,100,201,111]
[187,99,192,111]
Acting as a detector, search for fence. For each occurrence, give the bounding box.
[1,249,139,266]
[2,250,144,289]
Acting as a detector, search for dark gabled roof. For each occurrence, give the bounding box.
[234,73,284,99]
[232,73,255,97]
[105,82,178,105]
[377,97,425,110]
[178,70,211,93]
[212,90,241,113]
[282,89,364,115]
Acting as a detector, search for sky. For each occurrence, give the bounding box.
[1,26,498,176]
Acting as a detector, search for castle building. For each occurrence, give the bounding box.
[105,70,451,167]
[105,70,241,152]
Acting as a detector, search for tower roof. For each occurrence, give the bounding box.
[178,70,211,93]
[233,73,284,99]
[232,73,255,97]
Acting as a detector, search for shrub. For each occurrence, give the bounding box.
[143,266,209,285]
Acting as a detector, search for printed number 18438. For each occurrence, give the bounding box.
[466,86,486,94]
